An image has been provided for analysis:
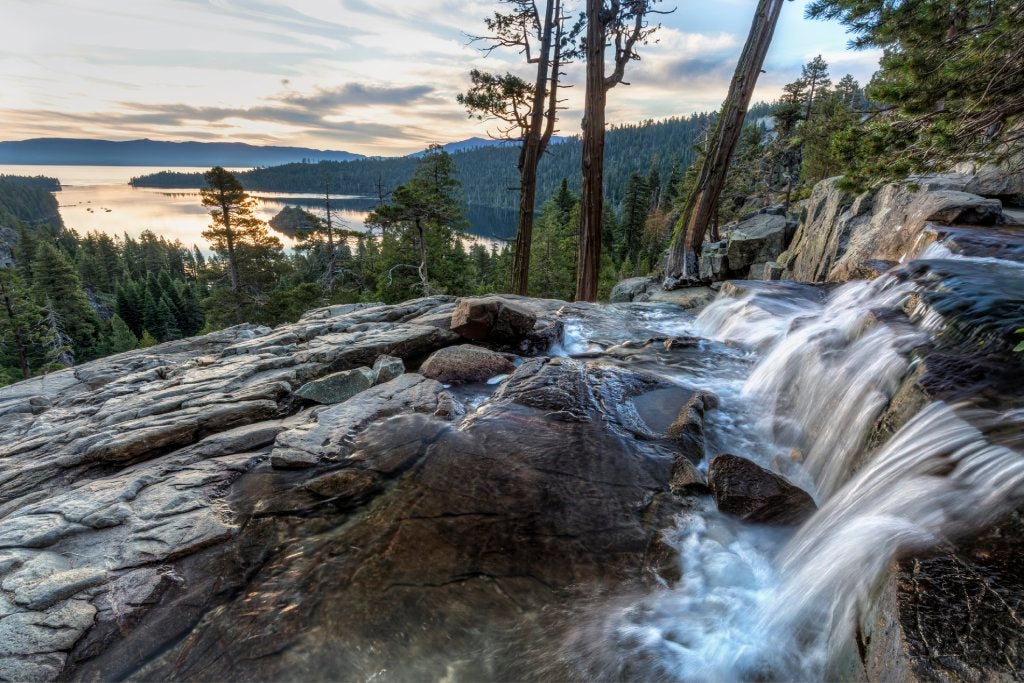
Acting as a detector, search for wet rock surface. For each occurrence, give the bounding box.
[450,295,537,341]
[0,296,705,682]
[708,454,817,526]
[865,511,1024,683]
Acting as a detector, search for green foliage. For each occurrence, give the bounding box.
[131,115,758,220]
[31,242,102,358]
[807,0,1024,186]
[528,179,578,300]
[104,315,139,355]
[0,269,53,380]
[367,147,472,302]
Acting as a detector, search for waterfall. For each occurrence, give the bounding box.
[764,403,1024,674]
[571,245,1023,681]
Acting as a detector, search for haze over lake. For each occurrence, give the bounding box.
[0,165,507,250]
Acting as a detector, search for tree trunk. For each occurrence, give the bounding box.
[511,0,557,296]
[416,218,429,295]
[575,0,606,302]
[664,0,785,285]
[324,179,337,292]
[221,201,241,292]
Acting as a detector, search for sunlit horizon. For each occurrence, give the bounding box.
[1,0,880,156]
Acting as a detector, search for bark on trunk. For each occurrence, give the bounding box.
[416,218,429,295]
[511,0,558,296]
[664,0,785,285]
[221,201,241,293]
[575,0,606,302]
[324,180,337,292]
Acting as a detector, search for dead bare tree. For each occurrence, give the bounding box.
[664,0,786,286]
[460,0,582,295]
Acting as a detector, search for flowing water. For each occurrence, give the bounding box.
[554,242,1024,681]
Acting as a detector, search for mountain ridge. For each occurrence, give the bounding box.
[0,137,366,167]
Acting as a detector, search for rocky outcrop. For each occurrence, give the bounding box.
[0,294,709,681]
[863,511,1024,683]
[779,173,1012,283]
[294,354,406,405]
[707,454,818,525]
[451,296,536,341]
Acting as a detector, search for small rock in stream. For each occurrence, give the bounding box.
[708,454,817,526]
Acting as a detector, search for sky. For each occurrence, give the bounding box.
[0,0,881,156]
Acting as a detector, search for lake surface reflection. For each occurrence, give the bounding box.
[0,165,511,250]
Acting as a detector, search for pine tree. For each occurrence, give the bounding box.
[154,296,181,341]
[661,161,683,209]
[366,147,468,301]
[808,0,1024,184]
[528,179,578,300]
[40,299,75,369]
[31,242,101,359]
[617,172,651,266]
[201,167,283,294]
[801,55,831,121]
[106,314,139,354]
[139,330,158,348]
[115,282,144,337]
[142,288,160,339]
[0,269,48,379]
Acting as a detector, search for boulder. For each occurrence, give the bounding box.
[725,213,789,271]
[667,393,709,462]
[668,453,707,494]
[699,240,729,281]
[295,367,376,405]
[707,454,817,525]
[371,355,404,384]
[610,277,654,303]
[450,296,536,341]
[418,344,515,384]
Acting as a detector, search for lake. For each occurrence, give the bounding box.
[0,165,510,251]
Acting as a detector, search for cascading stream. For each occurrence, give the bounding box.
[763,402,1024,677]
[566,243,1023,681]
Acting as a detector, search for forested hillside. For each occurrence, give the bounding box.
[132,109,774,210]
[0,176,63,228]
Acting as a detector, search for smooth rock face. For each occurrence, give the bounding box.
[708,454,817,525]
[52,356,701,682]
[450,296,537,341]
[780,174,1011,283]
[0,296,481,681]
[295,366,375,404]
[610,276,656,303]
[726,213,789,271]
[418,344,515,384]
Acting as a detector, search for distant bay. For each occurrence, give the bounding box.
[0,165,510,250]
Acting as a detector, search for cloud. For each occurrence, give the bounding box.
[0,1,882,153]
[273,83,436,109]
